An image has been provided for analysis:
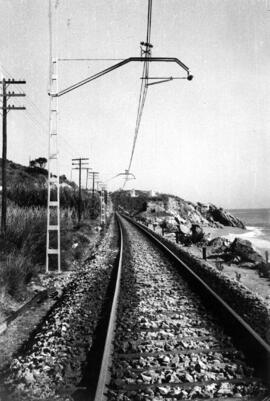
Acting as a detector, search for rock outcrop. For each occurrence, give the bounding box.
[112,190,246,234]
[143,196,245,230]
[207,237,231,254]
[191,224,204,243]
[229,238,263,263]
[207,237,263,266]
[204,204,245,229]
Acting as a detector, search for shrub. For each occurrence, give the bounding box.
[6,205,47,247]
[0,252,34,299]
[6,183,101,219]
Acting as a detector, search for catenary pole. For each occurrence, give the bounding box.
[46,2,192,271]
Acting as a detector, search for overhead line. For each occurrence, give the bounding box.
[58,58,125,61]
[123,0,153,188]
[0,64,48,122]
[0,64,77,159]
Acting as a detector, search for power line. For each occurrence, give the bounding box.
[58,58,125,61]
[0,64,76,160]
[123,0,153,188]
[0,64,48,122]
[23,108,74,159]
[7,101,74,160]
[127,67,148,173]
[0,51,74,160]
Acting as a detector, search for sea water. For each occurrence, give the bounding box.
[228,209,270,257]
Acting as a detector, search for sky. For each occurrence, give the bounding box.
[0,0,270,209]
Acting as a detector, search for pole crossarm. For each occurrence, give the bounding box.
[1,78,26,236]
[51,57,192,98]
[71,158,89,222]
[5,106,26,110]
[0,93,26,97]
[0,80,26,85]
[72,167,89,170]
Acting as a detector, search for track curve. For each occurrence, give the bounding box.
[94,214,269,401]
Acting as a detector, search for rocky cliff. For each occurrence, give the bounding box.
[141,195,245,230]
[112,191,245,234]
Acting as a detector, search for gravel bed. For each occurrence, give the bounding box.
[2,217,119,401]
[132,218,270,343]
[0,297,56,374]
[108,218,268,401]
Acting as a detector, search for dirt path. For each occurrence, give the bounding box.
[187,244,270,308]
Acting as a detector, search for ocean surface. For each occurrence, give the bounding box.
[227,208,270,256]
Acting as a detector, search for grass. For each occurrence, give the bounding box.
[0,253,34,298]
[0,158,103,303]
[0,203,74,301]
[0,199,105,305]
[6,204,47,248]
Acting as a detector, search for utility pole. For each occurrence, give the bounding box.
[88,171,99,218]
[72,158,89,222]
[85,167,92,190]
[1,78,26,236]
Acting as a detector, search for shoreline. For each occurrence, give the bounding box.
[203,225,270,257]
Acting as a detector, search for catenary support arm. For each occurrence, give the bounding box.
[51,57,192,98]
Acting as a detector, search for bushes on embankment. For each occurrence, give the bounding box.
[0,204,74,301]
[6,183,101,219]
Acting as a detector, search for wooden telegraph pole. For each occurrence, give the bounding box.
[1,78,26,236]
[85,167,92,190]
[72,158,89,222]
[88,171,99,218]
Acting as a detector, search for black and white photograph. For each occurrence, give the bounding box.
[0,0,269,400]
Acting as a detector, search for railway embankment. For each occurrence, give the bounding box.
[0,158,104,324]
[129,217,270,344]
[0,216,119,401]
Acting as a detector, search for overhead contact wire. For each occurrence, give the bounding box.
[123,0,152,188]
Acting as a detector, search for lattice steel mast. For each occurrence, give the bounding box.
[45,1,192,273]
[46,1,60,273]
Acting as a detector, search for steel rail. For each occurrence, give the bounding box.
[93,214,124,401]
[121,214,270,385]
[51,57,192,98]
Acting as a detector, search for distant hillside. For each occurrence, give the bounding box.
[0,158,75,189]
[111,190,245,229]
[0,159,101,219]
[0,158,48,187]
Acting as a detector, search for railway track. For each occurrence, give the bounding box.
[93,214,269,401]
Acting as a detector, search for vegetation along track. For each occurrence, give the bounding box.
[94,214,270,401]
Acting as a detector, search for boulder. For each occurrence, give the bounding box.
[256,262,270,278]
[229,238,263,263]
[207,237,230,254]
[179,224,191,235]
[207,205,245,229]
[191,224,204,243]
